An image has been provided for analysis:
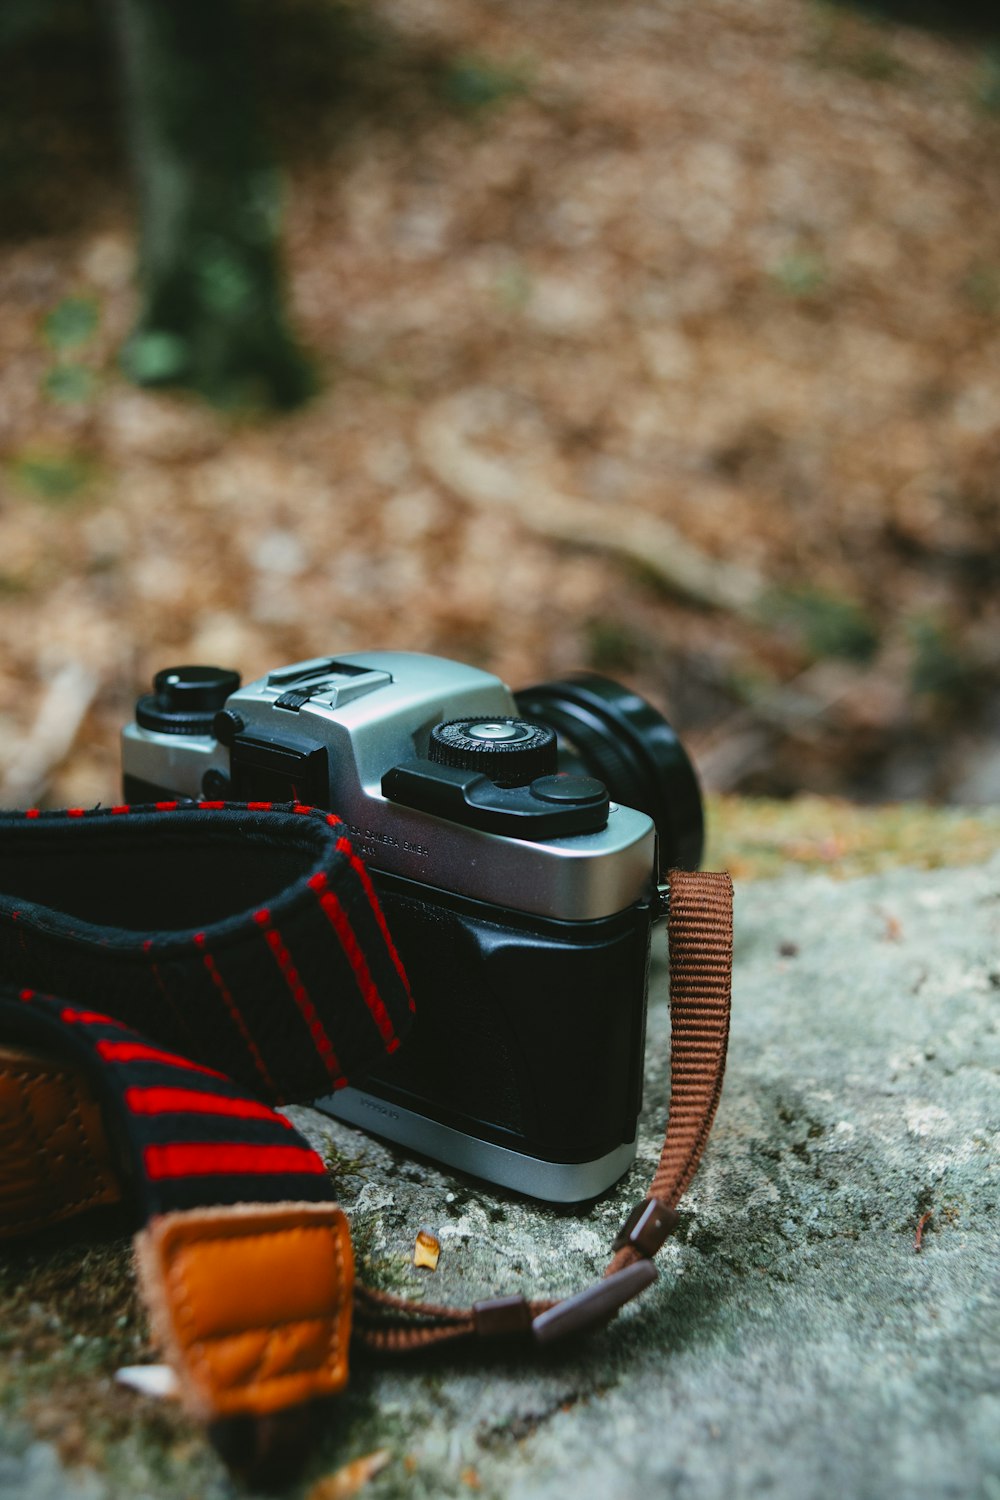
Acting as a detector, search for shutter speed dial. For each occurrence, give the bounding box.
[428,717,557,787]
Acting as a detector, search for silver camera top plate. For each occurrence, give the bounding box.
[122,652,656,922]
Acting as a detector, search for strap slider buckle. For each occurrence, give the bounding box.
[530,1260,657,1345]
[611,1197,679,1257]
[472,1295,533,1339]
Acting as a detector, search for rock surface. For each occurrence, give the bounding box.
[2,853,998,1499]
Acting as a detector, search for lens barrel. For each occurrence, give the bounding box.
[514,674,704,873]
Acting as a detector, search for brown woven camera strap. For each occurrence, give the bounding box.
[605,869,733,1276]
[352,869,734,1353]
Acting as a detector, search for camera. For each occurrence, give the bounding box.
[122,653,703,1202]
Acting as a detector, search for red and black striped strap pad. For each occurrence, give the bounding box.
[0,1022,358,1454]
[0,994,357,1458]
[0,992,336,1224]
[0,801,412,1224]
[0,801,412,1103]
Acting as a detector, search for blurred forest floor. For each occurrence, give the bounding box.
[0,0,999,812]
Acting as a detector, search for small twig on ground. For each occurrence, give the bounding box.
[306,1450,391,1500]
[877,907,903,942]
[914,1210,933,1252]
[0,663,100,808]
[419,390,763,615]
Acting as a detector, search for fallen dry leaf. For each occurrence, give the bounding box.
[877,907,904,942]
[413,1228,441,1270]
[305,1449,391,1500]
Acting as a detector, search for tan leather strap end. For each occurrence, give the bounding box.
[134,1201,354,1423]
[0,1043,121,1239]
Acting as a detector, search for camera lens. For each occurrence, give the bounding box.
[513,674,703,872]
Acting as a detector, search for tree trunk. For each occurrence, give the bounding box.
[112,0,312,409]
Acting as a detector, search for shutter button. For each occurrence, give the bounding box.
[530,773,608,806]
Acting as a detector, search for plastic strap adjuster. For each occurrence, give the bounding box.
[472,1295,534,1339]
[611,1197,679,1257]
[531,1260,657,1345]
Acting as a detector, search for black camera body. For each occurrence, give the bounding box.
[122,653,702,1202]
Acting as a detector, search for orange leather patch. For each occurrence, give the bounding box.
[0,1044,121,1239]
[134,1201,354,1420]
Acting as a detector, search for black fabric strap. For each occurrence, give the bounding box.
[1,992,338,1220]
[0,801,413,1223]
[0,801,413,1099]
